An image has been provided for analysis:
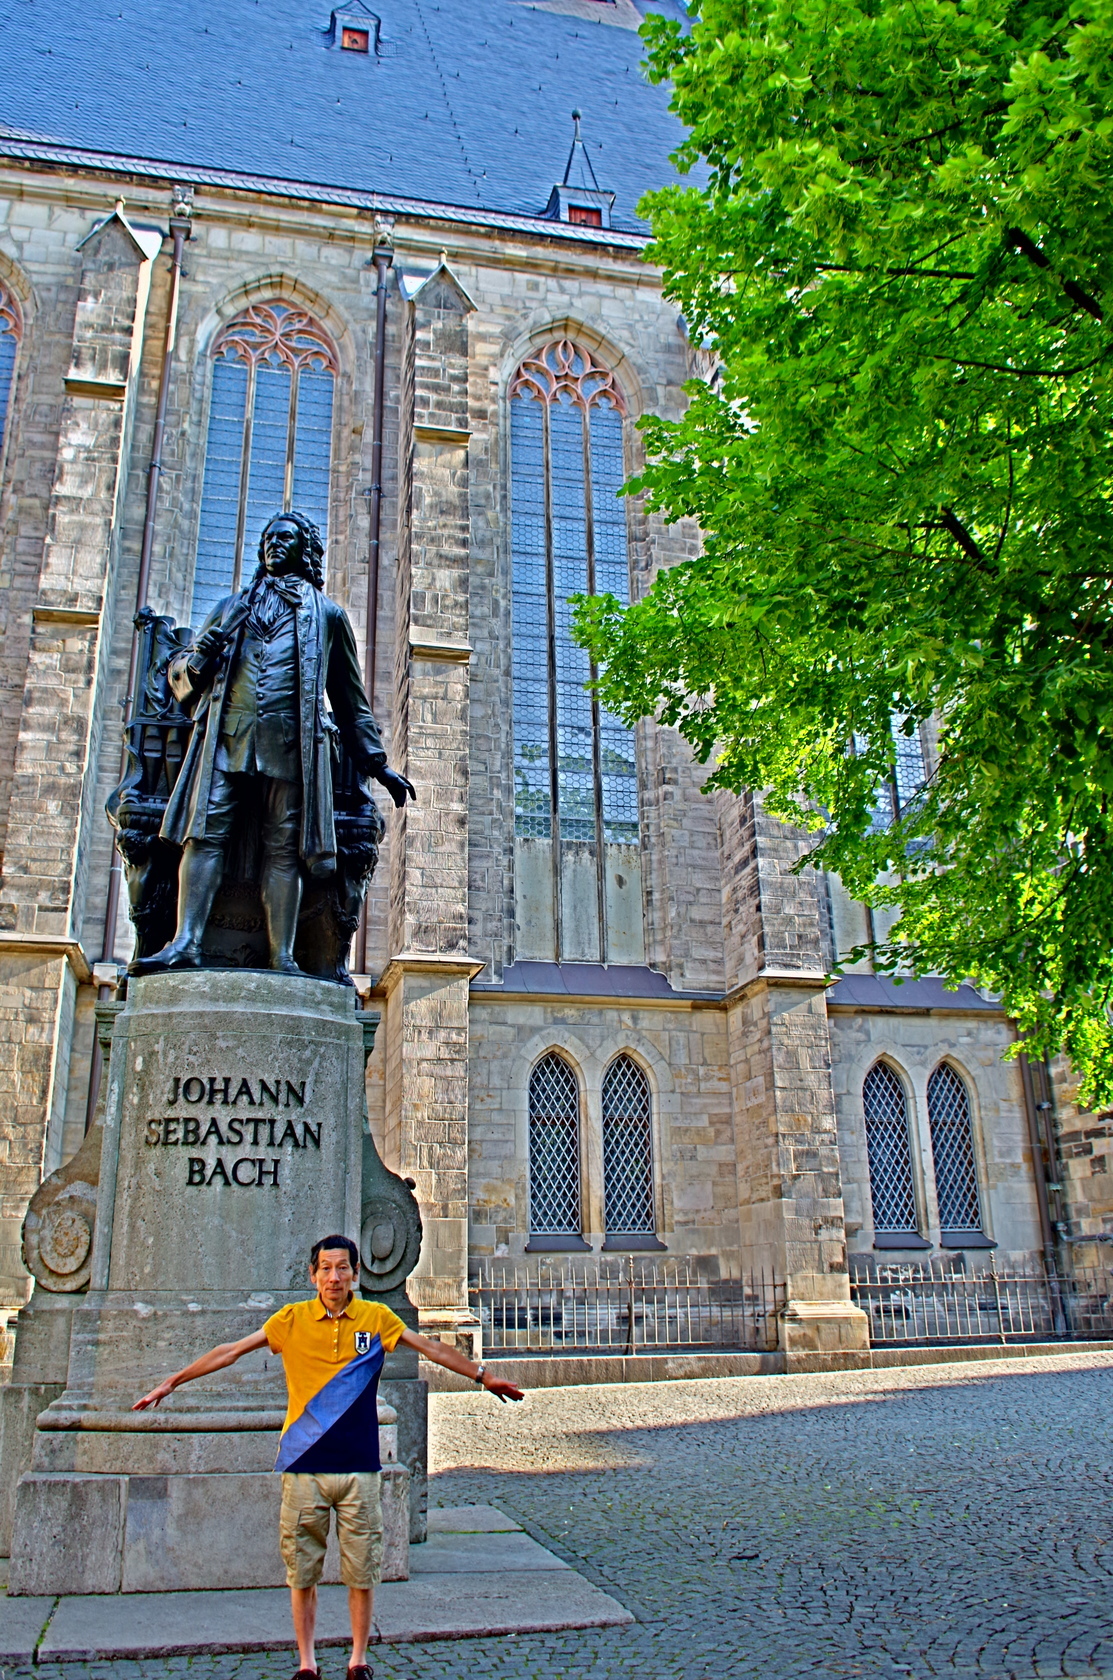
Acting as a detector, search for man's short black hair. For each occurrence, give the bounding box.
[310,1234,360,1271]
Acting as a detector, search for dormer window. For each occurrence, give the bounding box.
[327,6,380,52]
[544,111,615,231]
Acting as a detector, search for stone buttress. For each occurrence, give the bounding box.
[380,261,482,1355]
[718,791,870,1367]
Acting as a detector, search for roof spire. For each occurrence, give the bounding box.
[562,107,600,192]
[544,106,615,228]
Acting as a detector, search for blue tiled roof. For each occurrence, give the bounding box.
[826,975,1003,1013]
[0,0,695,233]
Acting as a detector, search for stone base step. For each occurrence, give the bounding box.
[0,1509,632,1663]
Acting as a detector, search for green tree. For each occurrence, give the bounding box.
[574,0,1113,1103]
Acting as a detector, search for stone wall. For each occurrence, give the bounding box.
[1047,1053,1113,1259]
[468,997,734,1261]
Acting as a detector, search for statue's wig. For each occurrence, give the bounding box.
[252,511,325,590]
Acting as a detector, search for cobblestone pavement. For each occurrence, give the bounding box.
[9,1351,1113,1680]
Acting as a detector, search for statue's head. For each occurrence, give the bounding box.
[253,512,325,590]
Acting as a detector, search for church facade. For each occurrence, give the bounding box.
[0,0,1106,1364]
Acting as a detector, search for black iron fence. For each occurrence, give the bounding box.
[471,1256,783,1355]
[849,1259,1113,1345]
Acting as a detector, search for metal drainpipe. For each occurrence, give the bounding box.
[355,241,393,981]
[84,204,192,1132]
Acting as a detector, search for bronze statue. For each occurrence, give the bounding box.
[120,512,412,980]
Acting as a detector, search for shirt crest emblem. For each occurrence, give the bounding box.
[354,1331,373,1355]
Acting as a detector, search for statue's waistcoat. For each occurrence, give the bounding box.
[218,606,300,782]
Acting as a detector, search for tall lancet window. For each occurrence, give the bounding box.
[528,1053,582,1240]
[862,1062,921,1241]
[0,282,23,456]
[602,1055,655,1239]
[510,339,643,964]
[192,302,338,624]
[927,1064,986,1239]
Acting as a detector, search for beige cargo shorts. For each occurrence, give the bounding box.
[279,1471,383,1590]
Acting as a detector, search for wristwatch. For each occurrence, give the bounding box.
[473,1364,487,1386]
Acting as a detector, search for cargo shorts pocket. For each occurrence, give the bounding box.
[279,1473,332,1590]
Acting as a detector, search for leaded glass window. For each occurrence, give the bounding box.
[510,339,643,963]
[528,1053,582,1236]
[927,1064,984,1233]
[192,302,338,623]
[602,1055,654,1234]
[0,282,23,457]
[856,715,929,833]
[863,1062,919,1234]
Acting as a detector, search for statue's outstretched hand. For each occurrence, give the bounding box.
[374,766,416,809]
[189,626,226,670]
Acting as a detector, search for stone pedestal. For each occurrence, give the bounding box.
[7,970,424,1594]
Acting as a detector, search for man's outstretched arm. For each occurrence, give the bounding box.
[132,1327,270,1411]
[398,1328,524,1403]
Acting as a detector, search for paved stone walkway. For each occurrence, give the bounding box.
[7,1350,1113,1679]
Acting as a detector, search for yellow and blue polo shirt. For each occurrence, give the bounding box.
[263,1296,406,1474]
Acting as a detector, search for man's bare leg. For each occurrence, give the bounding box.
[290,1585,317,1673]
[349,1586,373,1668]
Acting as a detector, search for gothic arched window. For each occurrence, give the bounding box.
[602,1055,655,1236]
[0,282,23,457]
[510,339,643,964]
[863,1062,920,1237]
[528,1053,582,1237]
[927,1064,985,1236]
[192,301,338,623]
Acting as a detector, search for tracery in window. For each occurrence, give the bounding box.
[0,282,24,458]
[862,1062,919,1236]
[510,338,643,963]
[192,302,338,623]
[528,1053,582,1237]
[602,1055,654,1235]
[927,1063,985,1235]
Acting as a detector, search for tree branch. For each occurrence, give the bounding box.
[938,508,985,562]
[1005,227,1104,322]
[816,264,976,280]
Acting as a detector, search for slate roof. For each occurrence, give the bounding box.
[0,0,696,235]
[471,960,721,1001]
[826,975,1003,1013]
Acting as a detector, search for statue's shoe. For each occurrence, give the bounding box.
[129,942,204,976]
[270,958,307,977]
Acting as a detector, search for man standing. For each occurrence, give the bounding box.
[133,510,414,976]
[134,1235,524,1680]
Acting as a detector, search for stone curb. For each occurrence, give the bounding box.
[422,1339,1113,1390]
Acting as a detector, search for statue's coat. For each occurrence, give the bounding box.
[160,582,385,878]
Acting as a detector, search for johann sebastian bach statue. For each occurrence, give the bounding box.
[126,511,413,979]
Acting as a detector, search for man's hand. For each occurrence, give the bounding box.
[132,1378,176,1412]
[374,766,416,809]
[397,1329,526,1403]
[482,1374,525,1404]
